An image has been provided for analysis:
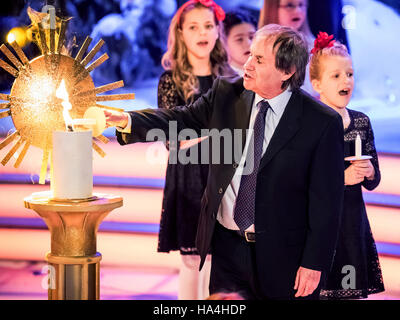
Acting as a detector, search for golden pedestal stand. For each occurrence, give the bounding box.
[24,192,123,300]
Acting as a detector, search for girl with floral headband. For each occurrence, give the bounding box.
[310,32,385,299]
[157,0,234,300]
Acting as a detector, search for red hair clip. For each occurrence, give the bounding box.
[311,32,335,54]
[176,0,226,27]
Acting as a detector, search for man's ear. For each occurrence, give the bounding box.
[311,79,322,94]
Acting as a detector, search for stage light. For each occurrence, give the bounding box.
[7,32,16,44]
[6,28,28,47]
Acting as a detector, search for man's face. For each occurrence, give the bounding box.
[243,36,294,98]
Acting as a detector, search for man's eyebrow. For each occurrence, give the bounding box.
[255,55,263,60]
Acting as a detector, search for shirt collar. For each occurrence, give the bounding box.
[254,87,292,118]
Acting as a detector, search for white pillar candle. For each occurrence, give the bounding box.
[355,133,362,158]
[51,130,93,200]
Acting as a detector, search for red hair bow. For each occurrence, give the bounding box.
[311,32,335,54]
[176,0,226,27]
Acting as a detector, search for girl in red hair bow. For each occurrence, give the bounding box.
[309,32,385,300]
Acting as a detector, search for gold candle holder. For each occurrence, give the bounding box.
[24,192,123,300]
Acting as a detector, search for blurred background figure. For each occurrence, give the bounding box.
[223,10,257,76]
[258,0,316,95]
[89,0,176,86]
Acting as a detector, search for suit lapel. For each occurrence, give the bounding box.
[237,89,254,151]
[258,89,303,171]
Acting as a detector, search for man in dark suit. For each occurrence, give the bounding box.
[105,24,344,300]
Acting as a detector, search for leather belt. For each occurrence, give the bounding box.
[216,222,257,243]
[234,230,256,243]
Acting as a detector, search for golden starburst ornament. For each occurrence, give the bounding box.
[0,14,134,184]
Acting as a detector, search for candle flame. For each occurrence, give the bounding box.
[56,79,74,131]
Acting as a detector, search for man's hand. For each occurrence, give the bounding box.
[104,110,129,129]
[351,159,375,180]
[294,266,321,297]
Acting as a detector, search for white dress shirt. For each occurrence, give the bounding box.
[216,88,292,232]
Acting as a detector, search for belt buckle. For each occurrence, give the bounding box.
[244,231,255,243]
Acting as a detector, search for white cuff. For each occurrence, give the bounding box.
[116,112,132,133]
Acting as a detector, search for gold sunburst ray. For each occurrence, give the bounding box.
[14,140,30,168]
[0,110,11,119]
[0,103,10,109]
[0,44,23,70]
[39,148,50,184]
[85,53,108,73]
[96,93,135,102]
[80,39,104,67]
[9,41,30,66]
[75,36,92,62]
[75,80,124,98]
[49,25,55,54]
[0,131,19,151]
[73,39,106,83]
[0,93,10,101]
[56,20,68,54]
[95,135,109,144]
[1,136,24,166]
[95,104,124,112]
[0,59,19,77]
[38,23,48,55]
[92,141,106,157]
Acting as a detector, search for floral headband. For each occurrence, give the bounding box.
[311,32,335,54]
[176,0,226,28]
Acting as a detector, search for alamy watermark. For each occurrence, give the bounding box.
[41,5,56,30]
[342,5,356,30]
[341,265,356,290]
[41,265,56,290]
[145,121,257,175]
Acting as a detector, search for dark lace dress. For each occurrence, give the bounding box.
[320,109,385,299]
[157,70,213,255]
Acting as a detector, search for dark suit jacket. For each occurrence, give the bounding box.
[117,76,344,298]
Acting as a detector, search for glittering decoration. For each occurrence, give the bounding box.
[0,14,135,183]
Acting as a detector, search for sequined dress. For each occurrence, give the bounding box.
[156,70,213,255]
[320,109,385,299]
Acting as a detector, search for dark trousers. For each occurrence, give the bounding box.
[209,222,323,300]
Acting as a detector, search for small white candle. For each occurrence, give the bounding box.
[51,130,93,200]
[83,106,106,137]
[72,119,97,126]
[355,134,362,158]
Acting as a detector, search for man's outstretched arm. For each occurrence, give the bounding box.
[105,78,219,145]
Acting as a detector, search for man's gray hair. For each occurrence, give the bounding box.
[255,24,309,90]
